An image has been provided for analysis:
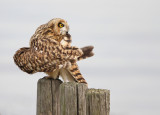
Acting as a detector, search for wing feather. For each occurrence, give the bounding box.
[14,35,83,74]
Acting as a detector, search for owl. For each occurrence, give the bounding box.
[13,18,94,85]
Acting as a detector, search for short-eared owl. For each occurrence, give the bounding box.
[13,18,94,85]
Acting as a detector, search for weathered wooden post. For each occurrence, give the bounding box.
[86,89,110,115]
[37,78,62,115]
[37,77,110,115]
[59,82,88,115]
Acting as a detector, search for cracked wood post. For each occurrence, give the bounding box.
[59,82,88,115]
[36,77,110,115]
[36,78,62,115]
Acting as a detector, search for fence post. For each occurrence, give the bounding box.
[37,78,62,115]
[59,82,88,115]
[36,77,110,115]
[86,89,110,115]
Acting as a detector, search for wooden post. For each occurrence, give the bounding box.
[59,82,88,115]
[37,78,62,115]
[86,89,110,115]
[37,77,110,115]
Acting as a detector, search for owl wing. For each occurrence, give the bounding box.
[14,36,83,74]
[60,34,94,61]
[13,47,37,74]
[33,36,83,63]
[13,46,58,74]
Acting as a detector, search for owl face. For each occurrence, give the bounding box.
[48,18,69,36]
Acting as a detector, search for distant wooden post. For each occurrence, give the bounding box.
[37,77,110,115]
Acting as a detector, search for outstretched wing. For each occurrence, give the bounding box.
[14,36,83,74]
[60,34,94,61]
[13,46,59,74]
[13,47,36,74]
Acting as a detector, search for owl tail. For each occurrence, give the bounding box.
[78,46,94,61]
[68,63,88,84]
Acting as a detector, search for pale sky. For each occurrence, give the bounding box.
[0,0,160,115]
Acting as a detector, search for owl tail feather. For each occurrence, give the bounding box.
[68,63,88,85]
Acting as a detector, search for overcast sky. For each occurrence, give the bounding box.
[0,0,160,115]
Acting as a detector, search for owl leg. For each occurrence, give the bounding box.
[45,69,60,79]
[60,68,75,82]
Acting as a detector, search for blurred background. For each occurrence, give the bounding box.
[0,0,160,115]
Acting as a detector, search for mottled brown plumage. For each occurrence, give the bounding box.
[13,18,94,84]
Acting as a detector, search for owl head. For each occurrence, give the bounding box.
[47,18,70,36]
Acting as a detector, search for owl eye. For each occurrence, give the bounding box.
[58,23,64,28]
